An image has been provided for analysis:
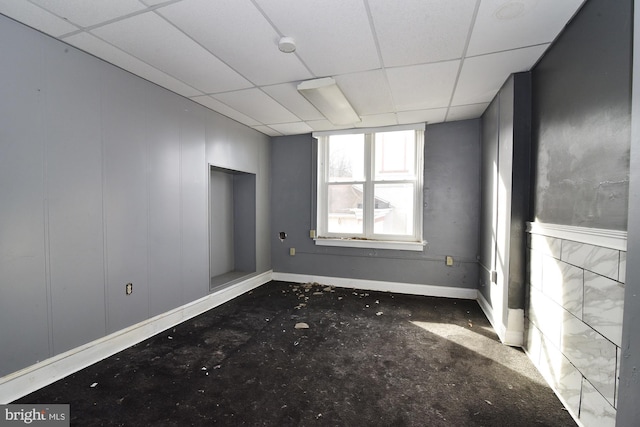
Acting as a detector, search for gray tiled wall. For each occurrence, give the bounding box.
[526,233,625,427]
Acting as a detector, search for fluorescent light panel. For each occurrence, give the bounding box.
[297,77,360,125]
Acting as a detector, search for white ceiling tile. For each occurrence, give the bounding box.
[28,0,146,27]
[254,0,380,76]
[354,113,397,128]
[213,88,299,124]
[157,0,312,86]
[261,83,324,121]
[191,95,261,126]
[64,32,202,97]
[139,0,174,5]
[467,0,585,56]
[268,122,314,135]
[453,45,548,105]
[335,70,394,116]
[0,0,78,36]
[0,0,585,136]
[397,109,447,125]
[252,125,283,137]
[306,120,351,132]
[368,0,477,67]
[91,12,252,94]
[386,61,460,111]
[446,103,489,122]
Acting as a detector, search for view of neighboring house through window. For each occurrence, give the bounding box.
[316,125,424,245]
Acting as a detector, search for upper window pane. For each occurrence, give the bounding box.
[374,130,415,180]
[328,134,365,182]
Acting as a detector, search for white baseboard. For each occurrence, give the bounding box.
[1,270,483,403]
[476,292,523,347]
[271,272,478,300]
[504,309,524,347]
[0,270,272,404]
[477,291,505,340]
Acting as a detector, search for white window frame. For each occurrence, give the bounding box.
[314,124,425,251]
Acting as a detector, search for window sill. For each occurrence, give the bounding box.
[314,238,426,252]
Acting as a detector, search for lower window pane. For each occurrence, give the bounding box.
[374,183,414,236]
[328,184,363,234]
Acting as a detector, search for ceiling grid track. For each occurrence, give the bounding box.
[444,0,482,123]
[3,0,586,135]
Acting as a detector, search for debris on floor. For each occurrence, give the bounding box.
[17,280,577,427]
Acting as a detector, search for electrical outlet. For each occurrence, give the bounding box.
[309,229,316,238]
[125,283,133,295]
[289,247,296,256]
[445,256,454,266]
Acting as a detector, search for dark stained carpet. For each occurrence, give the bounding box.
[15,280,575,426]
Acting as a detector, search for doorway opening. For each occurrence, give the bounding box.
[209,166,256,292]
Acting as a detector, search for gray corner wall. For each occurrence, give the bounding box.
[531,0,631,230]
[0,15,270,377]
[479,73,531,321]
[617,0,640,424]
[524,0,634,424]
[270,120,480,289]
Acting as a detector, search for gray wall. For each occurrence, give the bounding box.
[479,73,531,309]
[205,114,271,277]
[271,120,480,289]
[617,0,640,424]
[0,15,270,377]
[209,169,257,279]
[479,94,499,303]
[525,0,635,423]
[531,0,631,230]
[233,173,257,274]
[210,169,235,277]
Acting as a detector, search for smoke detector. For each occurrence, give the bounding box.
[278,36,296,53]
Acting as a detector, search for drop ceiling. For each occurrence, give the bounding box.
[0,0,585,136]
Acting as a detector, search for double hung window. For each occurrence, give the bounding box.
[315,125,424,251]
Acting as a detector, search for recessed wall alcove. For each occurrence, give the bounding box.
[209,165,256,292]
